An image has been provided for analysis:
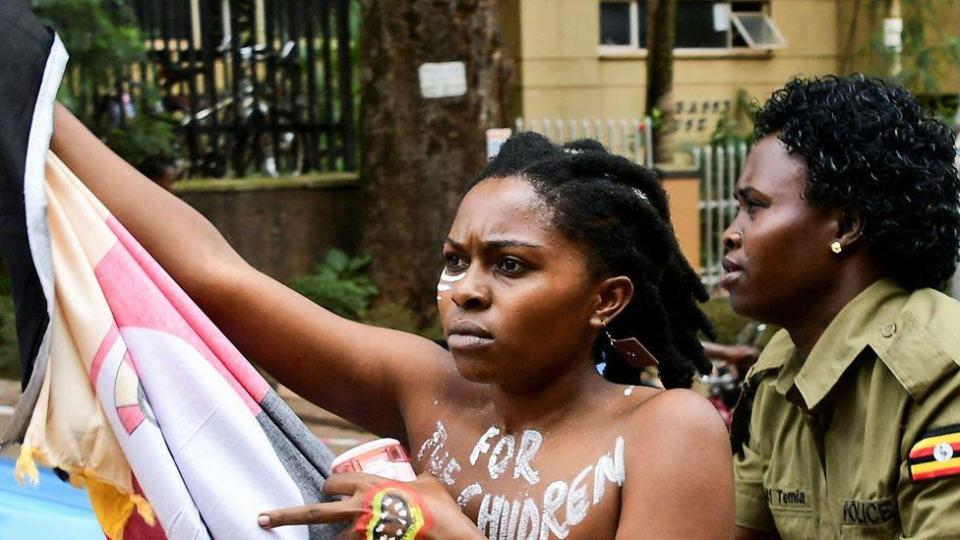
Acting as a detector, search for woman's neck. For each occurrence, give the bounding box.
[785,265,885,360]
[485,359,607,435]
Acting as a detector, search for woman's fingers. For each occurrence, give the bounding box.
[259,499,357,528]
[261,473,420,528]
[322,472,390,496]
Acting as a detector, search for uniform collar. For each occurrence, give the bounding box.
[748,279,960,411]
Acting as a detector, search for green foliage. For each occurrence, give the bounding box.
[30,0,145,100]
[289,247,444,340]
[103,113,178,167]
[700,297,751,345]
[856,0,960,119]
[700,296,777,348]
[0,273,20,379]
[30,0,179,166]
[710,88,757,145]
[288,249,379,320]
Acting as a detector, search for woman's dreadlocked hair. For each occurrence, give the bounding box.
[469,132,714,389]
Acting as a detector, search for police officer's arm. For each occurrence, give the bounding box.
[897,372,960,539]
[732,379,781,538]
[733,437,781,540]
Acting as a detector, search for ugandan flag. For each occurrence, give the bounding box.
[908,425,960,481]
[0,2,344,538]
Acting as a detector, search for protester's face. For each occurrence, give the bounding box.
[438,176,601,386]
[720,135,837,323]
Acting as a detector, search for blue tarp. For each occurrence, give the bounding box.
[0,457,101,539]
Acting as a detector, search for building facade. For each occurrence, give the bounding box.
[499,0,960,145]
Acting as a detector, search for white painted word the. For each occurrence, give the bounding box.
[417,421,462,485]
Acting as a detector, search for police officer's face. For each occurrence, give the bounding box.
[720,135,838,325]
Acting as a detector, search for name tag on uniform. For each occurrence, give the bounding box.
[765,487,811,510]
[842,498,896,526]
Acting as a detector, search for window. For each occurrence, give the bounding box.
[599,1,786,51]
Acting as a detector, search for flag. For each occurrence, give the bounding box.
[0,2,343,538]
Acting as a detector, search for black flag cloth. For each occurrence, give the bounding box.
[0,0,67,444]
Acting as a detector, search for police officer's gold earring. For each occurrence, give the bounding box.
[830,241,843,255]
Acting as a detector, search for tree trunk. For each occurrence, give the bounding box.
[645,0,677,164]
[358,0,512,322]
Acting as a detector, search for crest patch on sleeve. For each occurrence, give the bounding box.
[908,424,960,481]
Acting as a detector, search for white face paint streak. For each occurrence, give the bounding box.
[457,482,483,508]
[440,268,466,282]
[513,430,543,485]
[624,385,635,396]
[437,283,451,292]
[488,435,516,480]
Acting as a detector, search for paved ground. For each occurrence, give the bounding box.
[0,378,376,460]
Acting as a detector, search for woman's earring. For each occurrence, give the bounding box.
[602,322,659,369]
[604,328,617,350]
[830,241,843,255]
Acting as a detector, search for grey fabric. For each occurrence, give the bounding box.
[950,262,960,301]
[257,390,346,539]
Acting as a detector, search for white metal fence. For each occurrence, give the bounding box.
[514,116,654,166]
[692,142,749,290]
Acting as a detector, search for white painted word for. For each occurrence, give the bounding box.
[470,426,544,484]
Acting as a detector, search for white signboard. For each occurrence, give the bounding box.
[712,3,731,32]
[486,128,512,159]
[884,17,903,50]
[418,62,467,99]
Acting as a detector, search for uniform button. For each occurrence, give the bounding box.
[882,323,897,338]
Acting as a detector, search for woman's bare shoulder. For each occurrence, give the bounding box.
[616,388,735,538]
[624,387,727,440]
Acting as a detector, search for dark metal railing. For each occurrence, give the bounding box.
[76,0,356,178]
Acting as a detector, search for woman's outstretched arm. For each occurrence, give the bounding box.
[50,103,449,442]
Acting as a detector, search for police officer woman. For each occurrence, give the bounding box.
[728,75,960,539]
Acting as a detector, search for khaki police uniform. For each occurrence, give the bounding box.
[734,279,960,539]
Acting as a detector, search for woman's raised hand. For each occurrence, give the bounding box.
[258,472,484,540]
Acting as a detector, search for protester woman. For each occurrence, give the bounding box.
[727,75,960,539]
[50,107,734,539]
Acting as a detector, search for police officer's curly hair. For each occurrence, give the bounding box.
[469,132,714,389]
[755,74,960,290]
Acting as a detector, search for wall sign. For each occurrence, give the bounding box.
[419,62,468,99]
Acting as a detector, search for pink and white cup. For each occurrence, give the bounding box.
[330,438,417,482]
